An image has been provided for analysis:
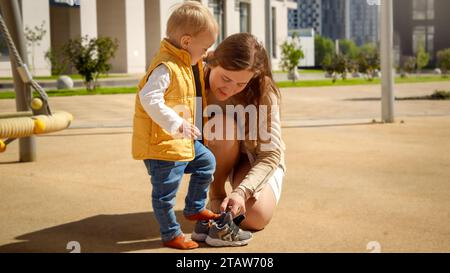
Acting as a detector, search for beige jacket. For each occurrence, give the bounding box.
[207,88,286,200]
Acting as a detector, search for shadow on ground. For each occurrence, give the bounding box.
[0,211,195,253]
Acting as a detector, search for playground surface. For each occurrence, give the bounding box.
[1,82,450,253]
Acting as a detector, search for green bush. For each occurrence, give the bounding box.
[339,39,360,60]
[416,46,430,75]
[357,44,380,81]
[315,35,335,68]
[321,53,351,83]
[45,47,69,76]
[430,90,450,100]
[280,33,304,82]
[63,36,118,91]
[401,56,417,76]
[437,48,450,77]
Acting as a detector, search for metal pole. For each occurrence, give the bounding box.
[380,0,395,123]
[0,0,36,161]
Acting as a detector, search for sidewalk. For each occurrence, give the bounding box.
[1,82,450,252]
[0,74,143,91]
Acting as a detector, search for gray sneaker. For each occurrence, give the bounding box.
[191,220,211,242]
[205,212,253,247]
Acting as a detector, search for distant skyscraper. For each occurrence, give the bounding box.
[289,0,322,34]
[288,0,379,45]
[321,0,346,41]
[348,0,379,45]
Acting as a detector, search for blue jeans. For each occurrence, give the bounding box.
[143,140,216,242]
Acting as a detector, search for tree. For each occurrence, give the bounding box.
[321,53,334,76]
[416,46,430,75]
[64,36,118,91]
[401,56,417,77]
[45,47,69,76]
[321,53,351,83]
[437,48,450,77]
[280,33,304,82]
[339,39,360,60]
[357,43,380,81]
[315,35,335,68]
[24,21,47,74]
[334,54,350,80]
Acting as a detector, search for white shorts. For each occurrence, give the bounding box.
[267,166,285,204]
[228,166,285,204]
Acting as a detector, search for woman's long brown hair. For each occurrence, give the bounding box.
[205,33,281,107]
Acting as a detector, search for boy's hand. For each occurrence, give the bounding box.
[178,120,201,139]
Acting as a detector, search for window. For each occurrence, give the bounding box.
[271,7,276,58]
[209,0,225,44]
[413,0,434,20]
[413,26,426,54]
[427,0,435,20]
[427,26,434,55]
[239,2,251,33]
[412,25,435,55]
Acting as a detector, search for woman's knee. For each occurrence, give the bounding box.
[241,185,278,231]
[241,209,272,231]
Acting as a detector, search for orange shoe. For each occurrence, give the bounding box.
[185,209,220,221]
[163,234,199,250]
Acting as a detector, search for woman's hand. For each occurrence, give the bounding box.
[220,189,247,217]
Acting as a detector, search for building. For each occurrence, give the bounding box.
[288,28,315,67]
[347,0,379,46]
[394,0,450,64]
[288,0,321,35]
[0,0,297,77]
[288,0,379,46]
[320,0,347,41]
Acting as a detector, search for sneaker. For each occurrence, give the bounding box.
[205,212,253,247]
[191,220,211,242]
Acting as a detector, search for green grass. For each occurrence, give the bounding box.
[0,74,131,81]
[0,86,138,99]
[273,69,323,74]
[298,69,324,74]
[1,75,449,100]
[277,75,450,88]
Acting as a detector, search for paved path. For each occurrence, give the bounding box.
[1,82,450,252]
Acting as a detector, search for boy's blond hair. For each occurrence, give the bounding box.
[167,1,218,41]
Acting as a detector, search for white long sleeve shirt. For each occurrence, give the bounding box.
[138,64,184,135]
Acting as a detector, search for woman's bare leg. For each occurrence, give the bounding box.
[206,115,240,212]
[231,157,278,231]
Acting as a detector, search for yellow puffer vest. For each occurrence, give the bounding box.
[132,39,207,161]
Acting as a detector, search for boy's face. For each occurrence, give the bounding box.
[181,31,217,65]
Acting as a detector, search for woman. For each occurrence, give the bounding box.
[204,33,286,231]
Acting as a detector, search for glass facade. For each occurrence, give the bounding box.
[239,2,251,33]
[272,6,276,58]
[412,0,435,55]
[413,0,434,20]
[209,0,225,44]
[348,0,379,45]
[288,0,321,34]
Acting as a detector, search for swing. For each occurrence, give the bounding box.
[0,12,73,153]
